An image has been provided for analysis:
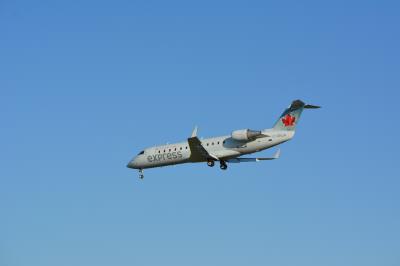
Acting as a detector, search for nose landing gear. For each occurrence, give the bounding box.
[138,169,144,179]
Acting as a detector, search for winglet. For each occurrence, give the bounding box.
[191,126,198,138]
[273,148,281,159]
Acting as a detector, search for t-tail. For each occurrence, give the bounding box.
[273,99,320,131]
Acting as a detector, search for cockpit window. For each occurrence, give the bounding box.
[138,150,144,155]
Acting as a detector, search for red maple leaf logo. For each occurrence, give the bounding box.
[282,114,296,126]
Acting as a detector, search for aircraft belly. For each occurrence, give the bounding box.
[214,149,241,159]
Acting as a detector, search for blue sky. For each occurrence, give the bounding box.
[1,0,399,265]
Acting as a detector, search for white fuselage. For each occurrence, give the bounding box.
[128,130,294,169]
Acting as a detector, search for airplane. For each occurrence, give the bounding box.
[127,99,320,179]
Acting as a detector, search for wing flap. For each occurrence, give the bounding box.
[227,149,281,163]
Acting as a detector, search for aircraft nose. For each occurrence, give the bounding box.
[127,157,139,169]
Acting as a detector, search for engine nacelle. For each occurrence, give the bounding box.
[231,129,262,141]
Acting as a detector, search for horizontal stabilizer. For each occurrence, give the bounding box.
[304,104,321,109]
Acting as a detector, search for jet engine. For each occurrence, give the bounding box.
[231,129,263,141]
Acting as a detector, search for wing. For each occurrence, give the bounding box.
[187,126,219,162]
[227,149,281,163]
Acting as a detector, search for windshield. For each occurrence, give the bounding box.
[138,150,144,155]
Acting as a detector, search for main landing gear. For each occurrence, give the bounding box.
[138,169,144,179]
[207,159,227,170]
[219,160,228,170]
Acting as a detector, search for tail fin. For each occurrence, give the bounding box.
[273,100,320,131]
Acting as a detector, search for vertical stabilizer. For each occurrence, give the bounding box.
[273,100,306,131]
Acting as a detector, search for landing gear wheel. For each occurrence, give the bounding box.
[220,161,228,170]
[138,169,144,179]
[207,160,215,167]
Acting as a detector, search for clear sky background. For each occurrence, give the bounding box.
[1,0,399,265]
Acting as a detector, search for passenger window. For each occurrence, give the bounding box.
[217,141,220,144]
[212,142,214,145]
[163,150,165,153]
[186,146,188,149]
[174,148,176,151]
[207,143,209,146]
[169,149,171,152]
